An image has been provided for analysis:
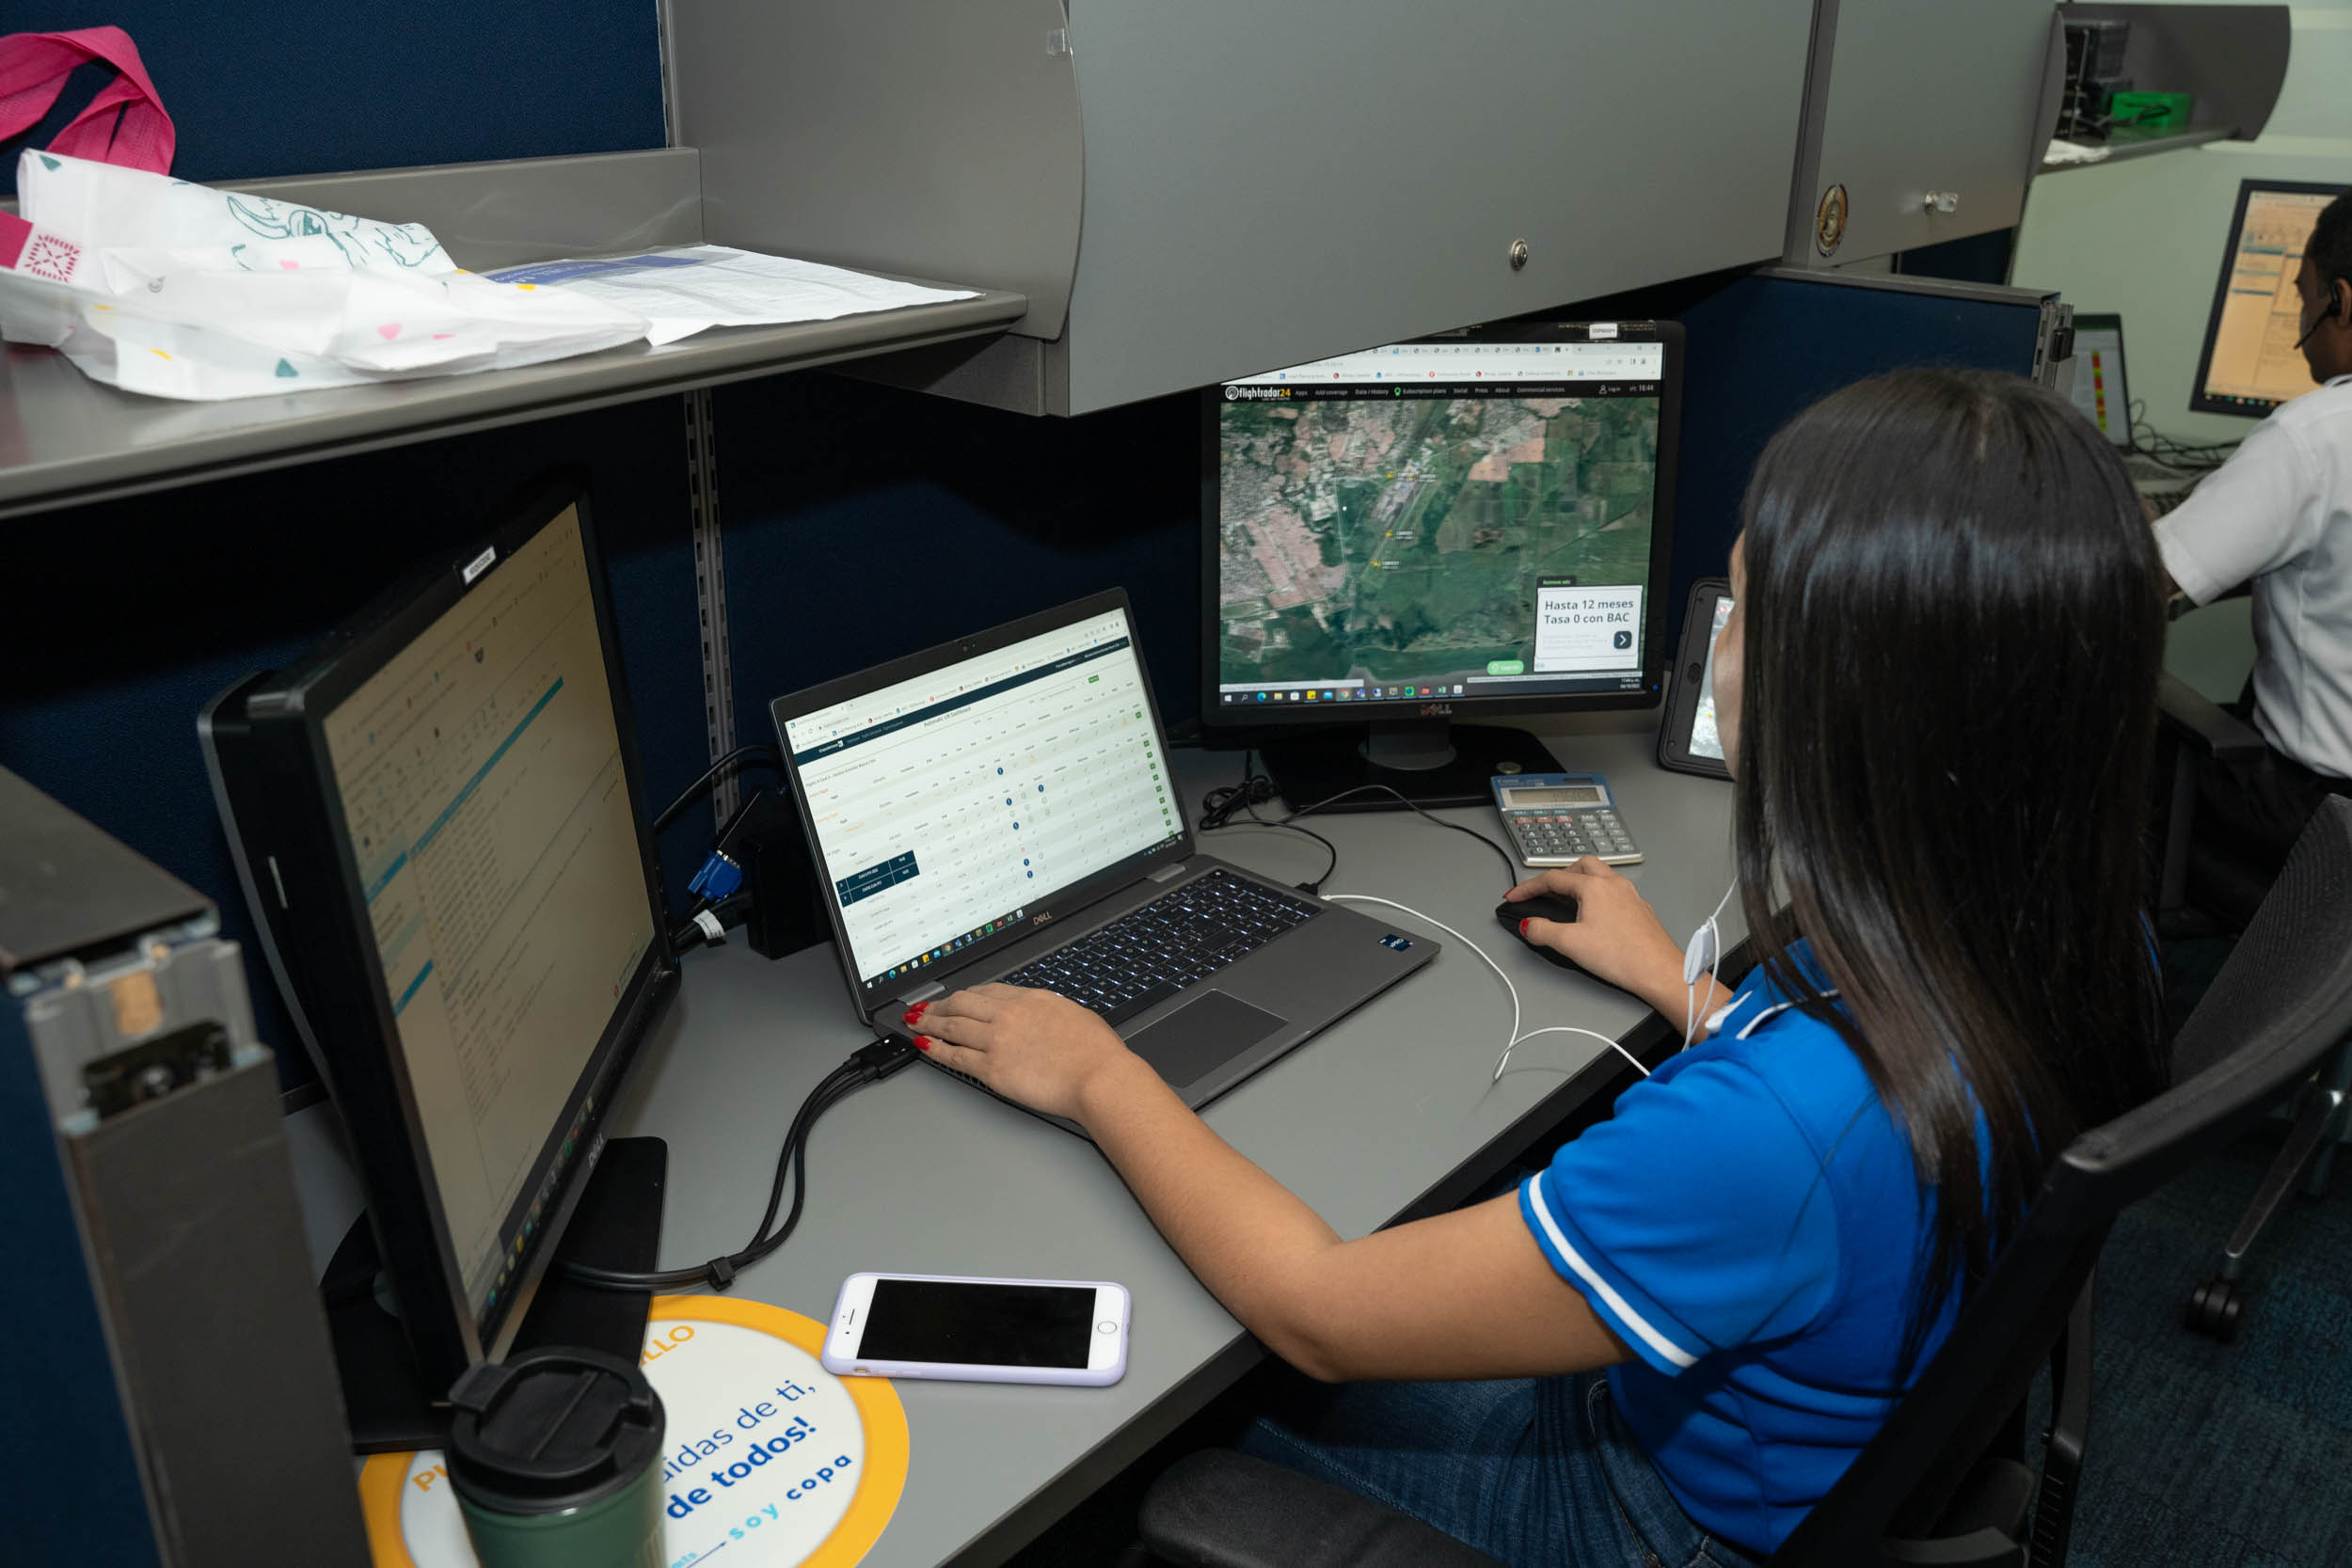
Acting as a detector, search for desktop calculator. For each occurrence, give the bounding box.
[1490,772,1642,867]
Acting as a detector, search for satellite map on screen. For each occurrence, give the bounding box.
[1217,392,1660,688]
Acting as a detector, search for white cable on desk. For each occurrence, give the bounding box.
[1323,893,1649,1085]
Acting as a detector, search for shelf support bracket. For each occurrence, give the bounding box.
[684,388,739,828]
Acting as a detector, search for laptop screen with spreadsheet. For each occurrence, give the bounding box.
[781,604,1183,991]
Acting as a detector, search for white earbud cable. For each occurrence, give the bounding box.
[1683,878,1739,1049]
[1323,893,1651,1085]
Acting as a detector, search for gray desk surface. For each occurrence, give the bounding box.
[605,723,1740,1568]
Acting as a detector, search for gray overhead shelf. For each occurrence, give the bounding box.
[0,290,1025,519]
[0,150,1024,519]
[2042,123,2239,171]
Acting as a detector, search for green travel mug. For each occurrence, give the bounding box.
[445,1346,667,1568]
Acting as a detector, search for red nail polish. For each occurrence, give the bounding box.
[1518,918,1531,936]
[903,1002,928,1025]
[914,1037,931,1051]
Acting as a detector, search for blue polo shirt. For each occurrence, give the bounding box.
[1518,953,1957,1555]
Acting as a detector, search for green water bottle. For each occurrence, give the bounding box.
[445,1347,667,1568]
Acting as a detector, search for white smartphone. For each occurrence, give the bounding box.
[820,1272,1130,1386]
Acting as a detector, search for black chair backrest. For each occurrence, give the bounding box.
[1773,797,2352,1564]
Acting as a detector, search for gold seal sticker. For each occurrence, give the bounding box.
[361,1297,909,1568]
[1816,183,1849,257]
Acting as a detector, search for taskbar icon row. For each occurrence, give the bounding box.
[1220,684,1468,705]
[874,908,1029,988]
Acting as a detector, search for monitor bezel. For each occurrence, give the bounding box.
[2067,312,2133,448]
[770,588,1194,1022]
[1200,319,1683,733]
[2188,178,2341,420]
[233,473,675,1382]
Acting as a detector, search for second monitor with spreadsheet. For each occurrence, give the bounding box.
[2193,180,2340,418]
[2066,314,2133,446]
[200,477,675,1410]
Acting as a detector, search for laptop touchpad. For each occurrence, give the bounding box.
[1126,990,1286,1088]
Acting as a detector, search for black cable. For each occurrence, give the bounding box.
[562,1039,917,1292]
[1289,781,1523,888]
[653,744,783,836]
[2122,399,2240,472]
[1199,752,1340,892]
[1197,752,1523,893]
[669,890,755,954]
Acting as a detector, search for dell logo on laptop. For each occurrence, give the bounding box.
[1421,703,1453,717]
[1032,911,1055,927]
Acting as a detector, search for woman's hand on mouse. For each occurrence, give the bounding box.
[906,984,1152,1125]
[1505,860,1692,1018]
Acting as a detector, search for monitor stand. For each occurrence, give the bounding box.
[324,1135,667,1453]
[1259,718,1561,813]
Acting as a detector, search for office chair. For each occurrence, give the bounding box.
[1134,798,2352,1568]
[2154,674,2352,1339]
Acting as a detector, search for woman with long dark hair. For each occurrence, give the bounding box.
[908,369,2169,1566]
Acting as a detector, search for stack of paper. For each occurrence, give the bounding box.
[482,246,979,346]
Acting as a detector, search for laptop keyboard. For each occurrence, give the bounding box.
[1002,870,1320,1026]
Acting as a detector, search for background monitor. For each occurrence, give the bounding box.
[2067,313,2133,446]
[201,476,675,1425]
[1204,320,1681,808]
[2191,180,2339,418]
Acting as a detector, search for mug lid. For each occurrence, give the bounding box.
[445,1346,664,1515]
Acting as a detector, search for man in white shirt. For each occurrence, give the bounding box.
[2156,187,2352,876]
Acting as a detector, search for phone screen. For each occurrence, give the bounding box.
[860,1278,1099,1369]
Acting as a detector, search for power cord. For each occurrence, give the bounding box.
[562,1037,919,1292]
[1198,753,1521,894]
[1199,755,1339,891]
[653,743,784,836]
[1323,893,1651,1084]
[2123,400,2240,472]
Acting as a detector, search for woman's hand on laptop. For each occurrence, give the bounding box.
[908,984,1151,1125]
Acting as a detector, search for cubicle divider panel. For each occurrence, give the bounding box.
[1570,266,2058,648]
[0,398,706,1101]
[675,0,1085,342]
[711,372,1205,769]
[1,2,665,198]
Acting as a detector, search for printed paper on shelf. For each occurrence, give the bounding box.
[481,245,979,346]
[0,149,651,400]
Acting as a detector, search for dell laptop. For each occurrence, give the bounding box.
[770,589,1436,1128]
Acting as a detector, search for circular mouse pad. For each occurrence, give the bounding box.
[359,1296,908,1568]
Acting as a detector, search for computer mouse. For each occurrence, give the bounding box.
[1496,894,1589,974]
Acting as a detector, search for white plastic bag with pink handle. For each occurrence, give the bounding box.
[1,149,650,400]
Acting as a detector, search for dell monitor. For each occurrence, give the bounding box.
[1204,320,1681,808]
[200,476,676,1445]
[2191,180,2340,418]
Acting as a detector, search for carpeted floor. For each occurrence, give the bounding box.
[2060,1119,2352,1568]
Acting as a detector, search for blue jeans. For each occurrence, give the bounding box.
[1239,1370,1759,1568]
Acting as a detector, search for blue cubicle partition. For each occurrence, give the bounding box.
[2,2,664,197]
[0,266,2048,1108]
[1579,266,2055,646]
[0,384,1204,1103]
